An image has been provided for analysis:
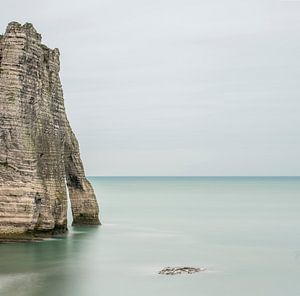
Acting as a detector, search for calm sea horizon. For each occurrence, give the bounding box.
[1,176,299,296]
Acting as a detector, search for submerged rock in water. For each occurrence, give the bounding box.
[0,22,100,239]
[159,267,206,275]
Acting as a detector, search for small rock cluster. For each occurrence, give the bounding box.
[159,266,206,275]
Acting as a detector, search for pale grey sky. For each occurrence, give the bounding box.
[1,0,300,176]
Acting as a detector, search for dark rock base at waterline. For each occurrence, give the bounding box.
[0,227,68,243]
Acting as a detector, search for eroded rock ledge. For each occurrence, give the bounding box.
[0,22,100,239]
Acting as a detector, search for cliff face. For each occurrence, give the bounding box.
[0,22,100,237]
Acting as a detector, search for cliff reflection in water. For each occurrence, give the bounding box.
[0,227,98,296]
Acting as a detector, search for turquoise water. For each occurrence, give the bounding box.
[0,177,300,296]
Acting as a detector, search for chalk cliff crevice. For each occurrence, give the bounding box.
[0,22,100,237]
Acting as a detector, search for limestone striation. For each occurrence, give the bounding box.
[0,22,100,238]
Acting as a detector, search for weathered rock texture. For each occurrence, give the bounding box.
[0,22,100,237]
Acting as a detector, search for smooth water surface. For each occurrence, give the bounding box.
[0,177,300,296]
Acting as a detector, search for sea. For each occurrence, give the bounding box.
[0,177,299,296]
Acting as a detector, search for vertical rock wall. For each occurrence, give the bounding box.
[0,22,100,237]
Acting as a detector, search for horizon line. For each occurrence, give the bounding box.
[87,175,300,178]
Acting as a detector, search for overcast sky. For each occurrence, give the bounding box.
[1,0,300,176]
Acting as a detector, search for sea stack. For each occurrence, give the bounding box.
[0,22,100,238]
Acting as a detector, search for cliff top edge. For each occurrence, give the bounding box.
[2,21,59,53]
